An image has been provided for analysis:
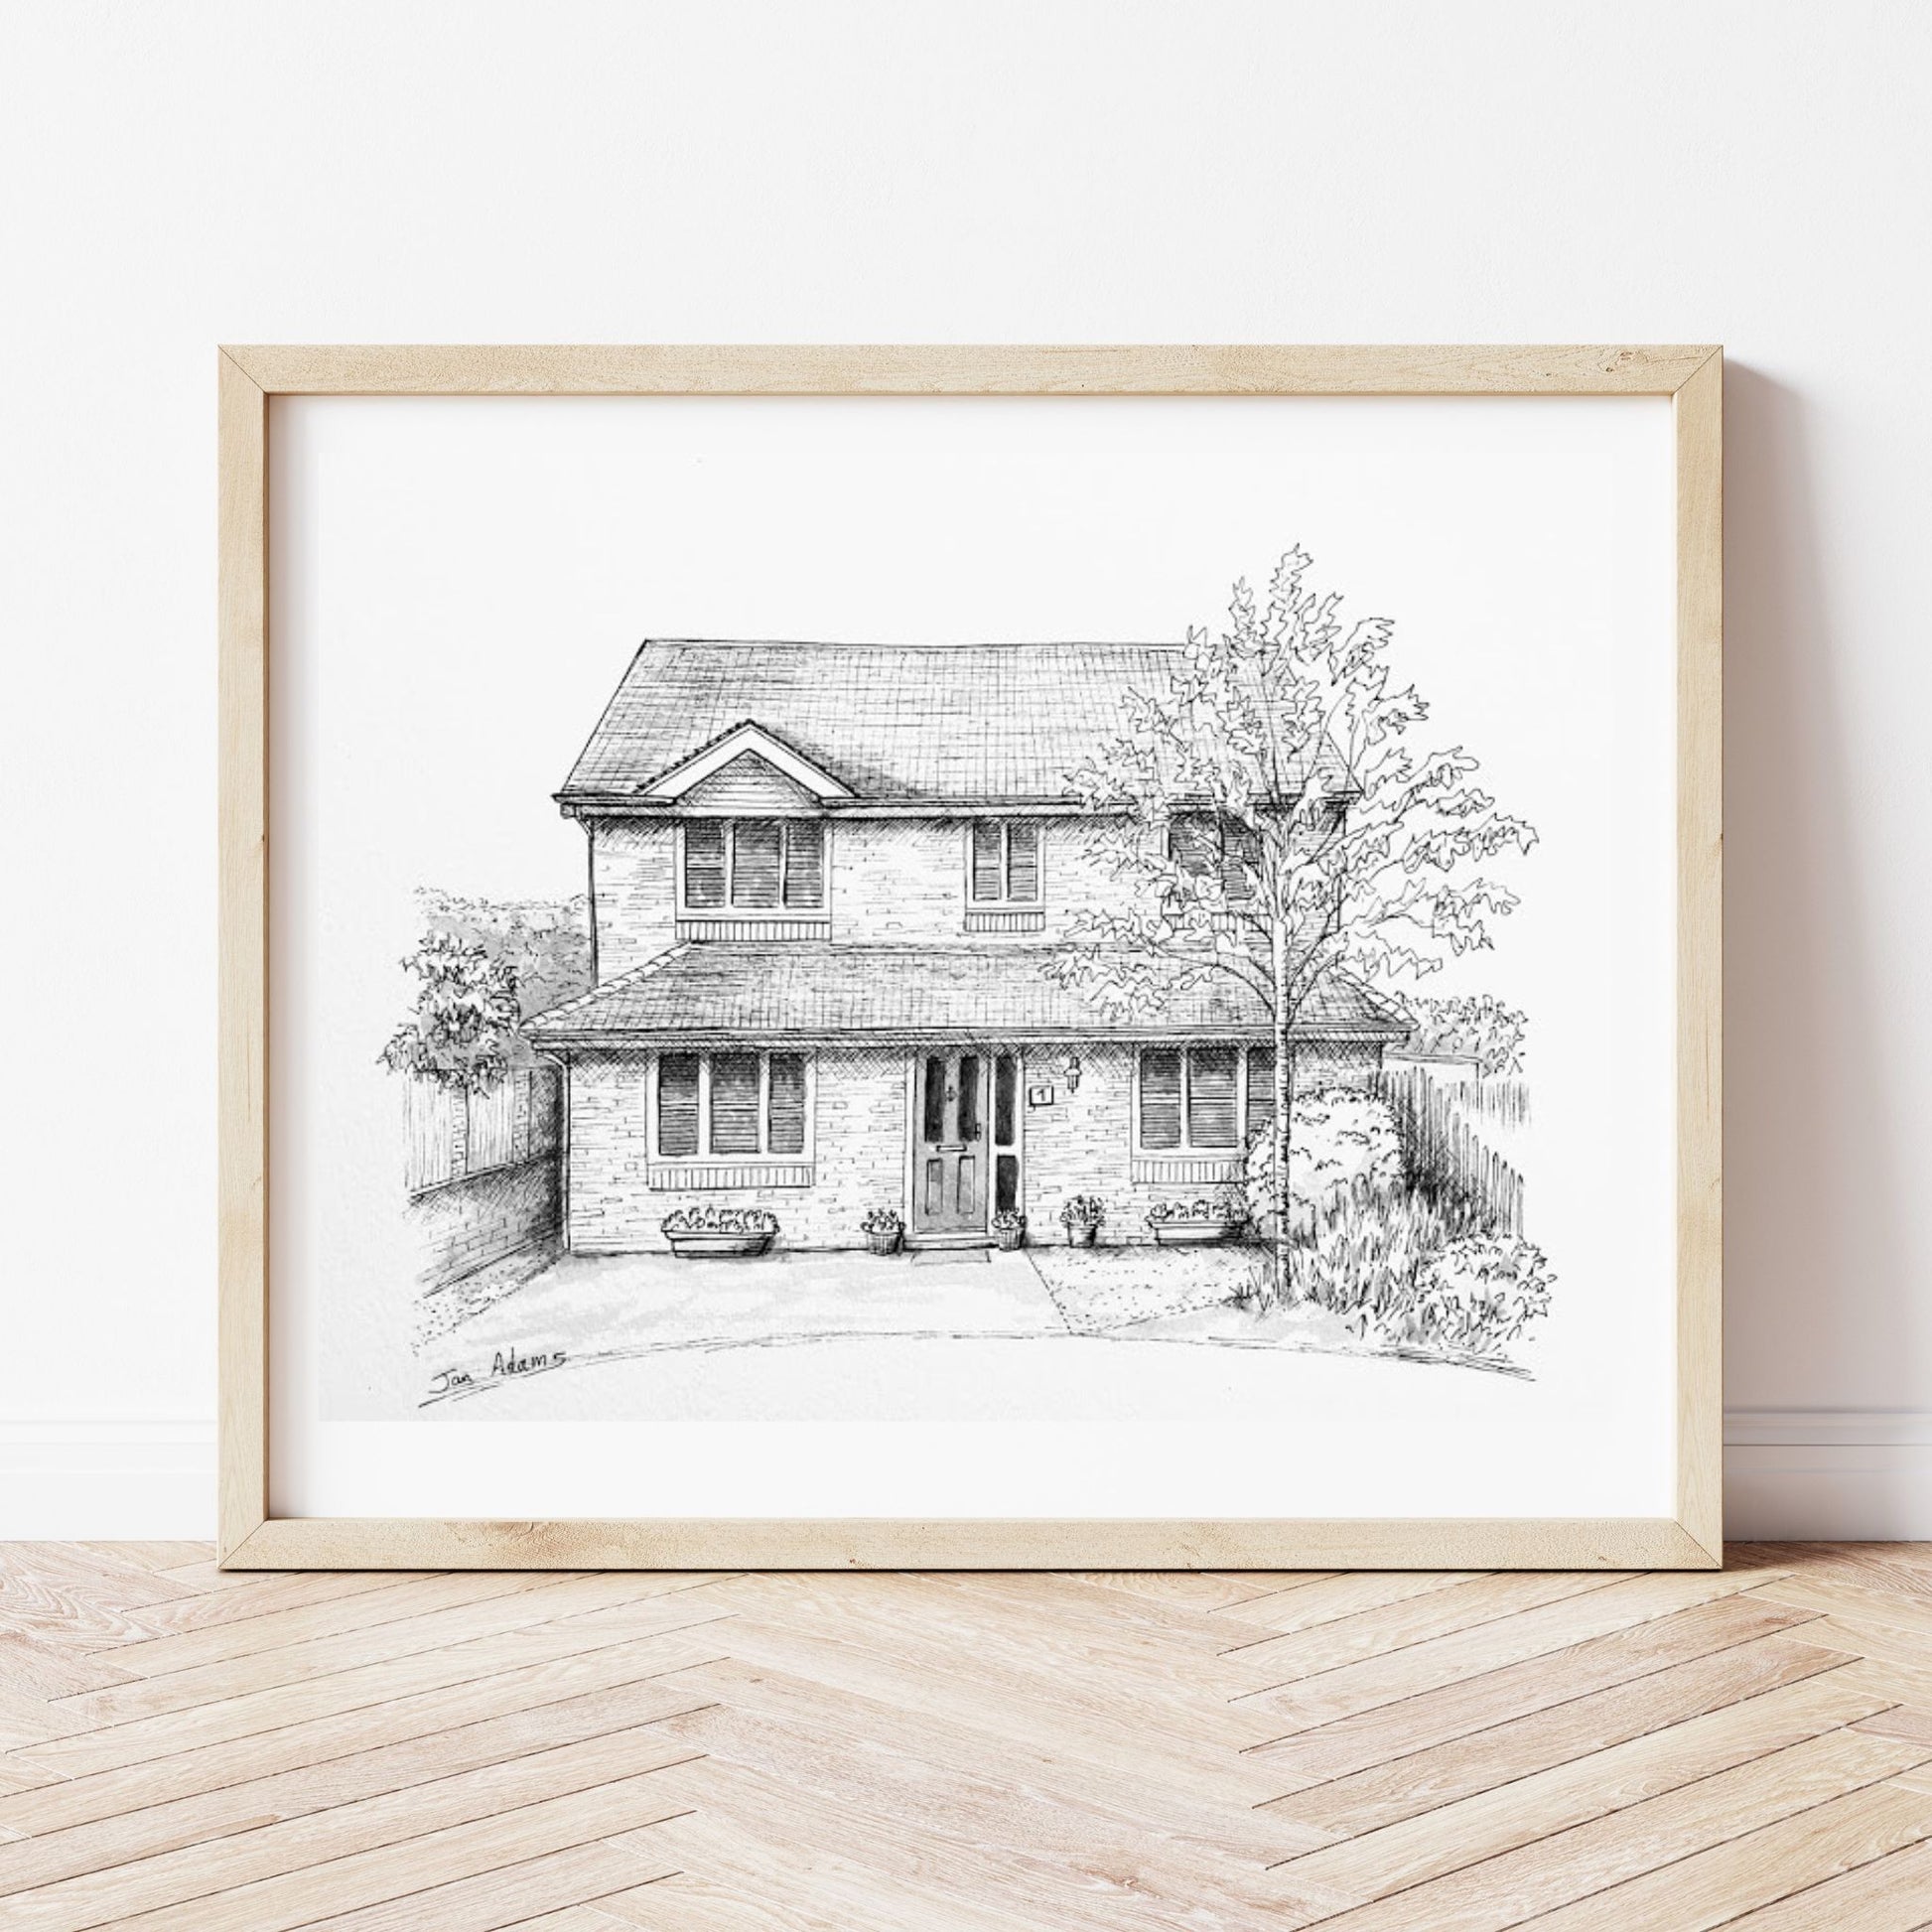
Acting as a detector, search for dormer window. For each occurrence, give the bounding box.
[682,818,825,911]
[969,821,1040,905]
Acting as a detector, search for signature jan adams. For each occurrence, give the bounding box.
[427,1345,567,1400]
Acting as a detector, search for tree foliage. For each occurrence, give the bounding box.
[1054,546,1537,1026]
[380,890,592,1092]
[1402,993,1529,1076]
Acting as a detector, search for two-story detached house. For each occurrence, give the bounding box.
[524,640,1410,1252]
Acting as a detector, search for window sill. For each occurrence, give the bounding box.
[648,1163,816,1189]
[965,907,1045,933]
[676,915,830,941]
[1131,1156,1244,1185]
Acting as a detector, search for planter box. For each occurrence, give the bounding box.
[865,1229,902,1256]
[993,1225,1026,1251]
[1151,1221,1245,1247]
[664,1231,775,1259]
[1063,1224,1100,1247]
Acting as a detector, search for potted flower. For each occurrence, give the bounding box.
[991,1208,1026,1251]
[1146,1188,1248,1247]
[861,1206,903,1256]
[661,1204,778,1258]
[1058,1195,1105,1247]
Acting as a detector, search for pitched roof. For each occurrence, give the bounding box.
[524,943,1411,1045]
[559,639,1220,806]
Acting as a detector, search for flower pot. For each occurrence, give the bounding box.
[1063,1223,1099,1247]
[865,1229,901,1256]
[993,1225,1026,1251]
[1151,1220,1243,1247]
[664,1231,775,1259]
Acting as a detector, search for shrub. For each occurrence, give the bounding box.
[1244,1088,1404,1237]
[1291,1177,1550,1364]
[661,1205,778,1235]
[1396,1234,1554,1355]
[861,1206,903,1236]
[1059,1195,1106,1228]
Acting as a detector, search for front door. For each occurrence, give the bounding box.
[913,1050,989,1237]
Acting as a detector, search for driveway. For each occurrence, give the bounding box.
[412,1241,1391,1415]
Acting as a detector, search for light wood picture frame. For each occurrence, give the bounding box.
[219,345,1722,1571]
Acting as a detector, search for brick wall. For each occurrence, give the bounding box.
[584,814,1134,968]
[566,1043,906,1252]
[567,1036,1386,1252]
[1019,1039,1383,1244]
[407,1157,561,1287]
[588,820,677,978]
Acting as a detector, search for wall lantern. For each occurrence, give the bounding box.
[1061,1051,1082,1094]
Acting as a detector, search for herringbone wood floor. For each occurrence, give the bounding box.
[3,1548,1932,1926]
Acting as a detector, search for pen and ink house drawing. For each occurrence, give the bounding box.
[395,552,1553,1377]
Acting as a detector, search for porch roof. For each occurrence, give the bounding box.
[523,943,1412,1046]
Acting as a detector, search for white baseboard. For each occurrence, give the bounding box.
[1724,1410,1932,1541]
[0,1422,217,1539]
[3,1413,1927,1544]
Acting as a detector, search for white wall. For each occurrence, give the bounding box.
[4,0,1928,1536]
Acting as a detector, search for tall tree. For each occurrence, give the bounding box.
[1054,548,1537,1303]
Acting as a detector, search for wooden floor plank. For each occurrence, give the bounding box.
[0,1674,710,1895]
[1270,1629,1861,1835]
[1267,1668,1895,1911]
[1300,1729,1932,1932]
[1242,1572,1783,1731]
[0,1727,699,1932]
[0,1544,1927,1929]
[1217,1571,1483,1640]
[279,1840,679,1931]
[600,1815,1045,1930]
[101,1569,588,1678]
[0,1632,721,1840]
[9,1593,736,1778]
[1527,1781,1932,1929]
[53,1572,722,1724]
[1723,1830,1932,1929]
[103,1774,692,1932]
[1253,1597,1837,1790]
[1231,1572,1627,1688]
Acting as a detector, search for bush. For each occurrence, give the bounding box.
[1244,1088,1404,1237]
[661,1205,778,1235]
[861,1206,903,1236]
[1292,1177,1551,1364]
[1059,1195,1106,1229]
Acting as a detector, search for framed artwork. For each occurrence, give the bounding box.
[219,345,1721,1569]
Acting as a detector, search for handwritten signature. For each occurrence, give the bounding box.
[428,1345,567,1398]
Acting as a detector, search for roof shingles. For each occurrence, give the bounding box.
[561,639,1192,803]
[524,944,1411,1045]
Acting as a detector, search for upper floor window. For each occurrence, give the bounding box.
[1168,812,1259,902]
[969,820,1040,904]
[683,817,825,911]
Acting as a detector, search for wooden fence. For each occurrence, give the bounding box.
[404,1064,562,1196]
[1375,1063,1525,1235]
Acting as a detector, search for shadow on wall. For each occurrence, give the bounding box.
[1723,363,1922,1411]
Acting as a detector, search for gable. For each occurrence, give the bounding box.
[638,719,854,804]
[677,751,825,816]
